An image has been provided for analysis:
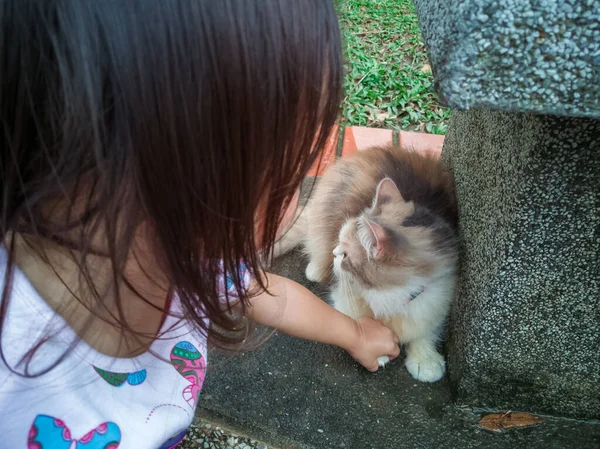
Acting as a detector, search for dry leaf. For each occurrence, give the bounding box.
[368,109,393,124]
[419,63,432,74]
[478,412,543,432]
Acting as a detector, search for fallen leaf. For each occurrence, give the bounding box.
[368,109,394,123]
[419,63,432,74]
[478,412,543,433]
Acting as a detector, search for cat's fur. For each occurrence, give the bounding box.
[277,145,459,382]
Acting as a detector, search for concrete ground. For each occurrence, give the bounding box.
[195,181,600,449]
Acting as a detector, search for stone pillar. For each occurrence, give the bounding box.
[412,0,600,418]
[442,110,600,418]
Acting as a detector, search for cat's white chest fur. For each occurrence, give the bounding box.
[330,274,456,382]
[362,284,422,318]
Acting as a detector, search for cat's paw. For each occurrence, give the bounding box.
[377,356,390,367]
[305,261,326,283]
[405,350,445,383]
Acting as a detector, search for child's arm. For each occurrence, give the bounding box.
[245,272,400,372]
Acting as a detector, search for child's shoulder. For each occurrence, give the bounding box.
[0,249,209,448]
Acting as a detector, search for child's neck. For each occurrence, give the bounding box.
[11,233,171,358]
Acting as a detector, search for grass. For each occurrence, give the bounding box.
[338,0,450,135]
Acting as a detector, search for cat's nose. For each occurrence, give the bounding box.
[333,246,346,258]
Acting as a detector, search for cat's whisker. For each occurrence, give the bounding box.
[342,276,361,320]
[325,275,336,289]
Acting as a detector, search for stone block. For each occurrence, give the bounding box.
[413,0,600,118]
[442,110,600,418]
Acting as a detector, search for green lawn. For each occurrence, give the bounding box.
[338,0,450,134]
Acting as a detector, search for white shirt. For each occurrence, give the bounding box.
[0,250,248,449]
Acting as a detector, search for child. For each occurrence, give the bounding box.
[0,1,400,448]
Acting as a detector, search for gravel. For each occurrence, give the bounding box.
[180,421,270,449]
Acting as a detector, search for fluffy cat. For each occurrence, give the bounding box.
[277,145,459,382]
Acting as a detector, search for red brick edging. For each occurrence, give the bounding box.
[308,126,445,177]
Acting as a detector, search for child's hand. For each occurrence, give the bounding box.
[346,317,400,372]
[246,273,400,372]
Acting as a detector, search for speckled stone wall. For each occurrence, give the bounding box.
[413,0,600,118]
[442,110,600,418]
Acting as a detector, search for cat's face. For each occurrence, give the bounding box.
[332,178,438,288]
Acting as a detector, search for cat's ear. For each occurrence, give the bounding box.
[362,218,388,259]
[372,178,405,210]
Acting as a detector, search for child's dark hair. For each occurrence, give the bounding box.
[0,0,342,374]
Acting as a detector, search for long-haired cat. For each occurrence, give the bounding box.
[276,145,458,382]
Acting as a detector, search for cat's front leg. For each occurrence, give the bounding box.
[305,259,330,284]
[405,338,445,382]
[303,225,333,283]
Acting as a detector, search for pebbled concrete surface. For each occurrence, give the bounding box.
[442,111,600,419]
[413,0,600,118]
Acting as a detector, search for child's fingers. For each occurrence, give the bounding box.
[380,322,399,344]
[388,344,401,360]
[368,363,379,372]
